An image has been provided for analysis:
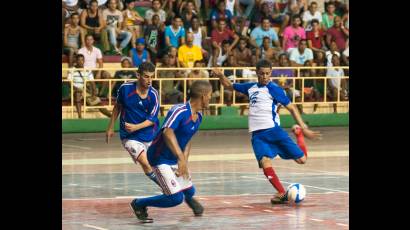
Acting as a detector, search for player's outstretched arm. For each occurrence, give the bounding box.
[124,120,154,133]
[163,128,189,179]
[211,68,233,90]
[285,103,322,140]
[106,103,121,143]
[183,140,192,162]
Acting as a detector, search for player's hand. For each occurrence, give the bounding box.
[106,128,114,144]
[176,159,189,179]
[302,128,322,140]
[124,122,140,133]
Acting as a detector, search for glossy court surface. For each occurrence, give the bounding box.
[63,127,349,230]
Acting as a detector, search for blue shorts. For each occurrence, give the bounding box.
[251,126,304,166]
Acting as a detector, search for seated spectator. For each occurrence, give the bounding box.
[167,46,180,68]
[64,13,85,67]
[210,0,234,29]
[157,54,184,104]
[102,0,132,55]
[180,0,198,30]
[325,15,349,53]
[144,14,164,64]
[341,39,349,66]
[226,0,244,16]
[211,19,239,54]
[123,0,144,48]
[282,14,306,52]
[129,38,151,67]
[325,0,347,17]
[111,56,137,97]
[251,2,288,33]
[209,40,231,67]
[289,39,313,66]
[322,2,337,30]
[300,60,321,113]
[179,0,200,15]
[326,54,346,113]
[237,0,255,18]
[302,1,322,31]
[325,41,340,67]
[144,0,167,25]
[162,0,180,22]
[63,0,81,28]
[165,16,186,49]
[231,16,250,37]
[250,17,281,49]
[178,32,203,68]
[67,54,111,118]
[187,60,210,89]
[189,16,209,58]
[80,0,106,41]
[313,50,327,77]
[233,37,254,66]
[78,34,111,97]
[255,37,280,64]
[306,19,326,54]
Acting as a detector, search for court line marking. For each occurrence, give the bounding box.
[222,201,232,204]
[242,205,254,208]
[263,209,274,213]
[112,188,124,190]
[337,223,349,227]
[286,214,296,217]
[62,144,91,150]
[83,224,109,230]
[310,218,324,222]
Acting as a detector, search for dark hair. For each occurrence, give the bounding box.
[310,19,320,26]
[89,0,98,5]
[194,60,205,65]
[189,80,212,99]
[262,36,271,42]
[76,54,85,59]
[152,0,161,4]
[137,62,156,74]
[261,17,271,23]
[221,40,231,46]
[256,59,272,70]
[310,1,317,6]
[152,14,160,19]
[217,0,225,6]
[218,18,226,24]
[173,15,182,21]
[278,53,288,60]
[70,12,79,18]
[292,14,302,21]
[85,34,95,40]
[299,39,308,44]
[191,15,199,22]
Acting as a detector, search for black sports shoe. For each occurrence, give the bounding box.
[130,199,154,223]
[185,198,204,216]
[270,192,288,205]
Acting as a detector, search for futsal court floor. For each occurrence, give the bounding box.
[62,127,349,230]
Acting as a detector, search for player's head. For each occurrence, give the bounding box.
[137,62,156,88]
[75,54,85,67]
[85,34,95,47]
[256,59,272,86]
[189,80,213,108]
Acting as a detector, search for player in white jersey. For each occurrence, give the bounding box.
[212,59,321,204]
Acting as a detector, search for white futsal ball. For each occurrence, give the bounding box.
[287,183,306,203]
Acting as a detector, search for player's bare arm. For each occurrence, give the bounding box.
[285,103,322,140]
[106,103,121,143]
[163,128,189,179]
[212,68,233,90]
[184,141,192,162]
[124,120,155,133]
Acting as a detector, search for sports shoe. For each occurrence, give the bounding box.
[270,192,288,205]
[185,198,204,216]
[130,199,154,223]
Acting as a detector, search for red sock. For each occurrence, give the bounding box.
[294,127,308,157]
[263,167,286,194]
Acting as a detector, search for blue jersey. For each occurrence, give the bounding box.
[131,48,148,67]
[147,102,202,166]
[233,81,290,132]
[116,81,160,142]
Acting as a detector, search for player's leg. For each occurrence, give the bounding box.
[291,124,308,158]
[74,90,82,118]
[131,164,185,222]
[176,168,204,216]
[122,140,160,186]
[276,134,306,165]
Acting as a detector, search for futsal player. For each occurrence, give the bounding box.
[129,80,212,223]
[213,59,322,204]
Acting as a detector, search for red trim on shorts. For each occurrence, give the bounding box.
[135,149,145,161]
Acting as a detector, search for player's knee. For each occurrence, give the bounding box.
[183,186,196,200]
[169,192,184,206]
[297,157,306,164]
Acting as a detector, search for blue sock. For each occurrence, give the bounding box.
[135,192,184,208]
[145,171,160,186]
[183,186,196,202]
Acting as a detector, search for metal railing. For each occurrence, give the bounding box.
[62,66,349,118]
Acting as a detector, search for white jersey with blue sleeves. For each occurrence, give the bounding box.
[233,81,290,132]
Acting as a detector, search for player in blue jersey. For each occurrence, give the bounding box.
[213,59,322,204]
[106,62,160,186]
[129,80,212,223]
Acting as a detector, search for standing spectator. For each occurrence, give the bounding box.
[211,19,239,54]
[325,15,348,53]
[80,0,106,41]
[282,14,306,52]
[123,0,144,48]
[67,54,112,118]
[187,60,210,89]
[233,37,255,67]
[180,0,198,30]
[189,16,208,58]
[178,32,203,68]
[289,39,313,66]
[325,40,340,67]
[250,17,281,49]
[102,0,132,55]
[210,0,234,29]
[157,54,184,104]
[341,39,349,66]
[302,1,322,31]
[306,19,326,54]
[208,40,231,67]
[165,16,186,49]
[326,54,345,113]
[111,56,137,97]
[255,37,280,64]
[64,13,86,67]
[144,14,164,64]
[251,2,288,33]
[78,34,111,96]
[129,38,151,67]
[145,0,167,25]
[322,2,337,30]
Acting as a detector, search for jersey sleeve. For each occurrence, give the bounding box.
[163,106,188,130]
[232,82,254,96]
[268,83,291,106]
[147,89,160,122]
[116,84,125,105]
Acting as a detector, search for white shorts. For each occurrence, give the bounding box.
[153,164,193,195]
[122,139,152,163]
